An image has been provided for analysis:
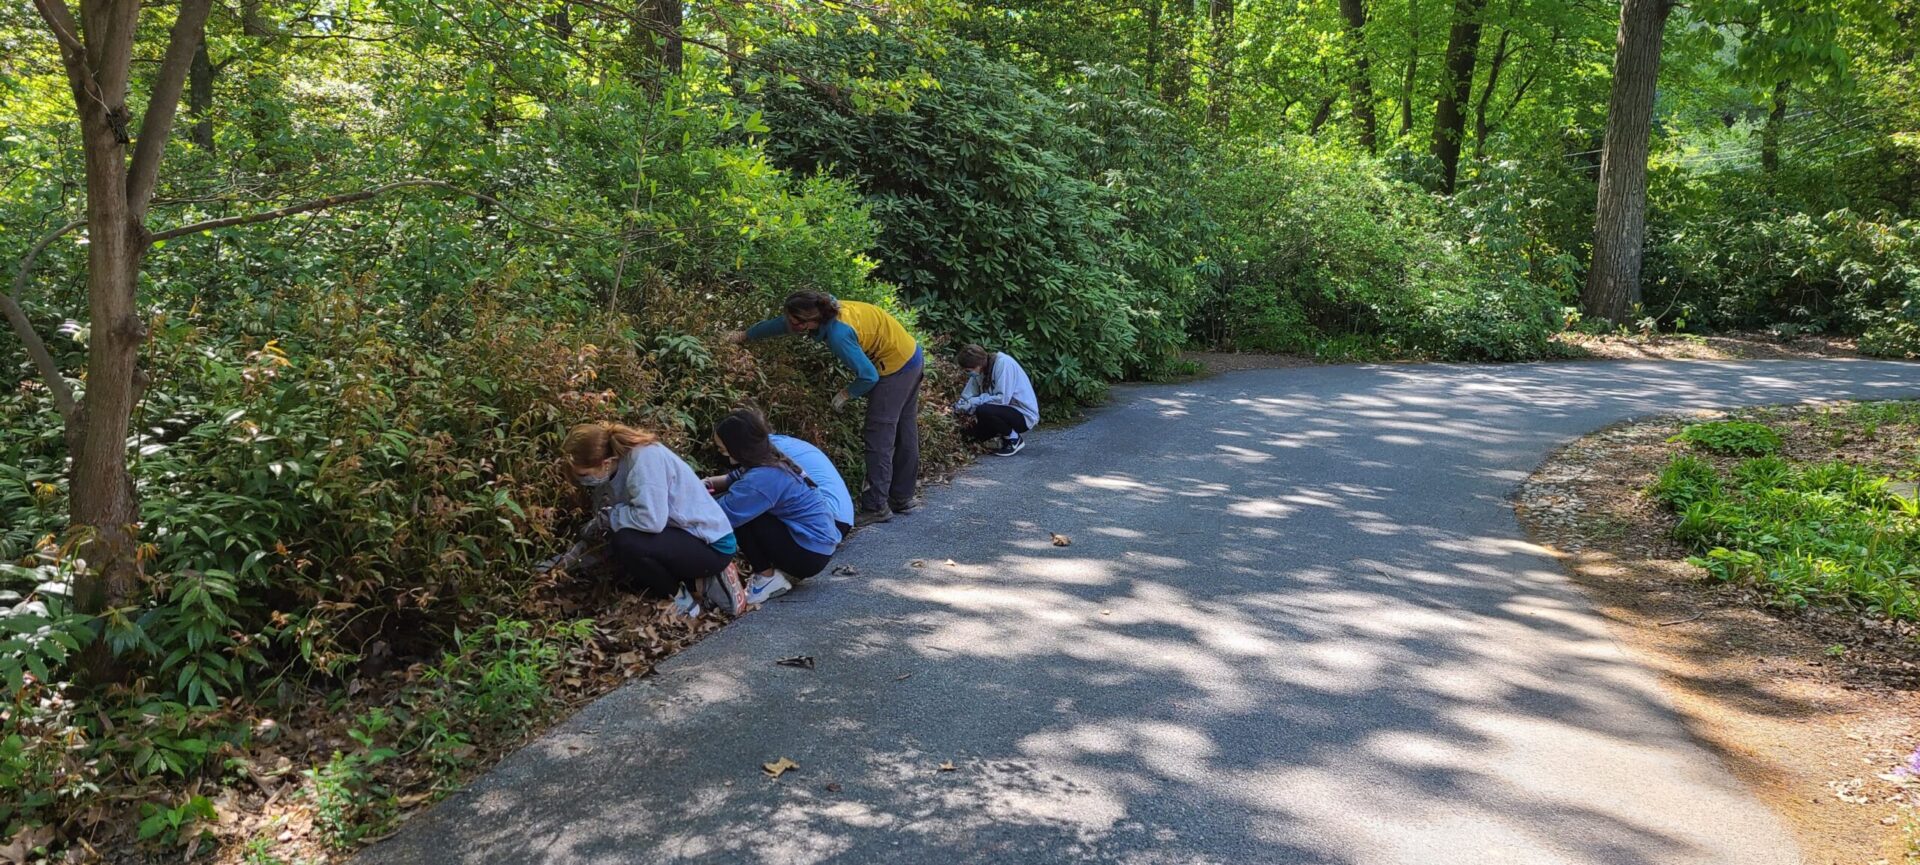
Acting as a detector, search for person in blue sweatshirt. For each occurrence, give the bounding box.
[953,344,1040,456]
[706,410,842,603]
[768,433,855,540]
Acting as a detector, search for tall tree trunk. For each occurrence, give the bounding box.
[28,0,214,644]
[545,6,573,41]
[1144,0,1162,92]
[1430,0,1486,193]
[1583,0,1676,324]
[1161,0,1193,105]
[1398,0,1419,136]
[1205,0,1234,128]
[1761,80,1788,173]
[1472,29,1509,160]
[189,37,214,151]
[71,151,144,618]
[631,0,684,91]
[1338,0,1378,152]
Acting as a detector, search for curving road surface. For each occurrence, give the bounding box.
[361,360,1920,865]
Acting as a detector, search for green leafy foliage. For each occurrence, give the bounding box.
[1650,430,1920,619]
[1193,141,1559,360]
[1652,454,1725,510]
[1668,420,1784,455]
[751,26,1178,403]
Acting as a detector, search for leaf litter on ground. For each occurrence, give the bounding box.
[763,757,799,779]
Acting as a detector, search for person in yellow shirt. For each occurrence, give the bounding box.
[729,291,923,526]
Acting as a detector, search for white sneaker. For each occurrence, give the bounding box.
[745,571,794,605]
[670,586,702,618]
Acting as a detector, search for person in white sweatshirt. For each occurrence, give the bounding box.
[952,344,1040,457]
[560,421,745,616]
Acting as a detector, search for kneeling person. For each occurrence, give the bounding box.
[953,344,1039,456]
[562,421,745,616]
[709,410,841,603]
[769,431,855,541]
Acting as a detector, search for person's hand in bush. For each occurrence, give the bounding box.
[582,510,611,541]
[831,389,850,411]
[723,330,747,345]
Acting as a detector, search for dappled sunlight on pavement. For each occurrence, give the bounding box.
[360,360,1920,865]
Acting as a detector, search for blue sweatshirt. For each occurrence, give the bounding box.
[771,434,854,529]
[956,352,1040,429]
[715,465,841,556]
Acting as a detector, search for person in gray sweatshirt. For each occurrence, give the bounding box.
[560,421,746,617]
[952,344,1040,456]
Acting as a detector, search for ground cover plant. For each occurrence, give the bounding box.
[1652,409,1920,620]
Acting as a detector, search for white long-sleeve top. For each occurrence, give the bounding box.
[604,443,734,543]
[955,352,1040,429]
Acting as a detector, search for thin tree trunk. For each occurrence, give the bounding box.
[1430,0,1486,193]
[1338,0,1378,152]
[189,36,214,151]
[31,0,212,631]
[1472,29,1509,160]
[1399,0,1419,135]
[1161,0,1193,105]
[1206,0,1234,128]
[1583,0,1677,324]
[632,0,684,91]
[1144,0,1162,90]
[1309,95,1338,134]
[1761,80,1788,173]
[545,6,573,41]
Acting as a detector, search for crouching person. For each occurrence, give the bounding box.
[768,430,855,542]
[561,421,746,616]
[953,344,1039,456]
[706,410,842,604]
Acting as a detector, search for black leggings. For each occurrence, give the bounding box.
[964,403,1031,443]
[609,527,732,598]
[734,513,833,580]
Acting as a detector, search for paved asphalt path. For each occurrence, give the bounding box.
[362,360,1920,865]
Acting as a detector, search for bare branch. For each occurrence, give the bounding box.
[147,179,597,242]
[3,219,86,420]
[128,0,216,225]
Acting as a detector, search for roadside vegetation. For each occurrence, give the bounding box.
[4,0,1917,859]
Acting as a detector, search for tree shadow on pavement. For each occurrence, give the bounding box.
[358,360,1920,865]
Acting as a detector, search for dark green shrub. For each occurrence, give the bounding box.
[749,26,1172,404]
[1192,141,1558,360]
[1645,204,1920,336]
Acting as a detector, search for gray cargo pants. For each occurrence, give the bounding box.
[860,350,923,512]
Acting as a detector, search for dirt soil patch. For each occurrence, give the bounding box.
[1516,405,1920,865]
[1184,332,1861,377]
[1551,331,1864,361]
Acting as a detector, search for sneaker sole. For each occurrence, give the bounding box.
[719,570,747,615]
[746,585,791,605]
